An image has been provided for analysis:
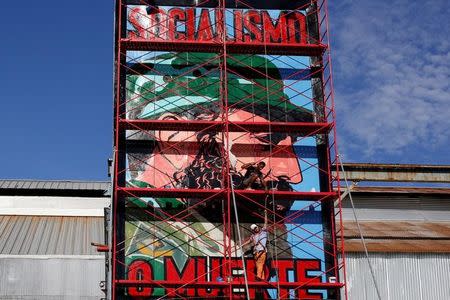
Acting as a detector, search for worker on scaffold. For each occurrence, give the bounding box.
[240,161,268,191]
[241,209,269,281]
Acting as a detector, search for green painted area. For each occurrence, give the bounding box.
[126,52,312,121]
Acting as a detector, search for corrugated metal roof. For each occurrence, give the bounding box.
[0,179,109,191]
[343,195,443,210]
[0,179,110,197]
[339,221,450,253]
[342,239,450,253]
[339,162,450,169]
[351,186,450,195]
[339,190,450,252]
[341,193,450,222]
[0,216,104,255]
[342,221,450,239]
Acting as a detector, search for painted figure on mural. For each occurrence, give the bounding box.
[240,161,268,190]
[126,52,311,192]
[124,52,313,277]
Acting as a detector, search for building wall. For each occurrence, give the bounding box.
[342,193,450,222]
[1,180,449,299]
[345,252,450,300]
[0,195,108,217]
[0,187,110,300]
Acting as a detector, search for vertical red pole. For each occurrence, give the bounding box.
[112,1,122,299]
[220,1,233,298]
[321,0,349,298]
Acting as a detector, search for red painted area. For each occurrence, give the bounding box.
[125,257,342,298]
[164,257,197,297]
[295,259,322,299]
[127,7,309,46]
[127,260,153,297]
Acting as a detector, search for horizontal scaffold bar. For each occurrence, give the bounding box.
[118,187,224,198]
[117,187,337,201]
[121,39,327,56]
[119,119,332,134]
[115,279,344,289]
[235,190,337,201]
[125,0,312,10]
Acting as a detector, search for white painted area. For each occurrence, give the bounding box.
[0,196,110,216]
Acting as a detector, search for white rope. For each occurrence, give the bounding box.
[338,155,382,300]
[262,24,282,299]
[221,1,249,298]
[251,55,255,122]
[230,174,251,300]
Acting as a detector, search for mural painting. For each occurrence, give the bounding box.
[120,5,331,299]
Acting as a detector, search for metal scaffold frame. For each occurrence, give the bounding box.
[111,0,347,299]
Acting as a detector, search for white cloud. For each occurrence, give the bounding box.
[329,0,450,161]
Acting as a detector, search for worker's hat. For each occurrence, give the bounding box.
[250,224,258,231]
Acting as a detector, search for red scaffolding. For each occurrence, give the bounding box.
[111,0,347,299]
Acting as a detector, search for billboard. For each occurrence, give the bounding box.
[115,3,338,299]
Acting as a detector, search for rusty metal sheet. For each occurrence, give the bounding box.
[341,221,450,239]
[341,239,450,253]
[0,179,109,192]
[333,163,450,183]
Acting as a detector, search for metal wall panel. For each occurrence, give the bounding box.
[344,253,450,300]
[0,216,104,255]
[0,256,104,299]
[342,195,450,221]
[0,196,110,216]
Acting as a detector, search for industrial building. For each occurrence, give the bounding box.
[1,163,449,299]
[336,163,450,299]
[1,0,448,299]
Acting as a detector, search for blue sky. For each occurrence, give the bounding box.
[329,0,450,164]
[0,1,448,180]
[0,1,114,180]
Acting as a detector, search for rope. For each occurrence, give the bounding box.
[222,1,249,298]
[338,155,382,300]
[262,23,282,299]
[230,174,251,300]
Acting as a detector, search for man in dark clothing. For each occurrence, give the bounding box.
[240,161,268,190]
